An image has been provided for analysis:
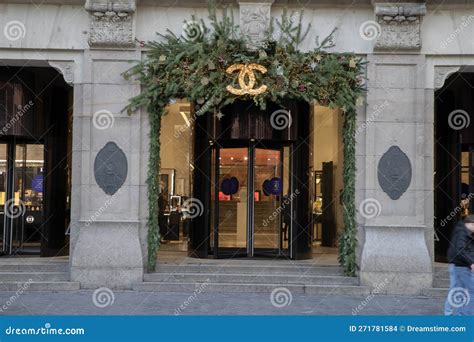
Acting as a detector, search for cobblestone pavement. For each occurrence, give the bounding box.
[0,291,444,316]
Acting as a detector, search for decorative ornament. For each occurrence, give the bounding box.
[269,177,282,195]
[225,63,268,96]
[169,98,177,105]
[94,142,128,196]
[208,61,216,70]
[221,177,239,196]
[276,65,284,76]
[196,97,205,105]
[298,84,306,92]
[201,77,209,86]
[259,50,267,59]
[315,54,323,62]
[310,62,318,70]
[215,112,224,120]
[349,58,357,68]
[158,55,167,63]
[262,179,271,196]
[356,97,364,106]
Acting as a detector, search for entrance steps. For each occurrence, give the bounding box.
[421,266,449,298]
[133,261,372,295]
[0,257,80,291]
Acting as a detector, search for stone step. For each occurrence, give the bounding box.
[421,288,449,298]
[0,272,70,282]
[154,264,344,276]
[145,272,358,285]
[133,281,371,295]
[433,277,449,288]
[0,281,80,291]
[433,269,449,279]
[0,264,69,273]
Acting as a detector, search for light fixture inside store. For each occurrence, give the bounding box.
[179,111,191,127]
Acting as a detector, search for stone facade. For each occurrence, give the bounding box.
[0,0,472,293]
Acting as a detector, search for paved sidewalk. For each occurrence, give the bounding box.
[0,290,444,316]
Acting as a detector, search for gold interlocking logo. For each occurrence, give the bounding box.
[226,63,268,96]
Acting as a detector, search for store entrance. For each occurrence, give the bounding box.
[211,144,291,258]
[190,99,311,260]
[434,71,474,261]
[0,66,72,257]
[0,140,44,255]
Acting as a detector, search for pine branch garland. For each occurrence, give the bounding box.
[124,4,365,275]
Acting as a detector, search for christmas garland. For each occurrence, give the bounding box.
[124,6,365,275]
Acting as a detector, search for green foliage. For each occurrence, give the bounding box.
[124,5,365,275]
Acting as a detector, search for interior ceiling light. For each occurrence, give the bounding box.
[179,111,191,127]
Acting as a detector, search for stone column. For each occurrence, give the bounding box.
[359,2,432,294]
[70,0,144,289]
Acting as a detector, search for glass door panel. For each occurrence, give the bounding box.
[253,148,283,253]
[11,143,44,253]
[0,143,7,254]
[216,147,248,255]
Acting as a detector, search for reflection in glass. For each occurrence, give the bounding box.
[11,144,44,252]
[253,148,282,251]
[0,143,7,253]
[217,148,248,249]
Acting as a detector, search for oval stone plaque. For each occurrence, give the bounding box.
[377,145,411,200]
[94,141,128,195]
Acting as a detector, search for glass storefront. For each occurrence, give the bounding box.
[158,100,343,260]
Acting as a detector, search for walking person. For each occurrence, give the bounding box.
[446,215,474,315]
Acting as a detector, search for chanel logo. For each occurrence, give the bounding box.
[226,63,268,96]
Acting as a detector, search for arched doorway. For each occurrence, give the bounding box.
[434,71,474,261]
[0,66,72,257]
